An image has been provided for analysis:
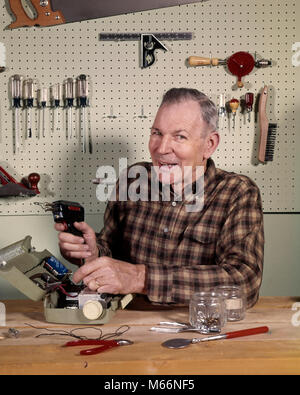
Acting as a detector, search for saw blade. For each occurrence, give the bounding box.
[51,0,207,24]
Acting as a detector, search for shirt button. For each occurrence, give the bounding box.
[171,202,177,207]
[163,227,169,233]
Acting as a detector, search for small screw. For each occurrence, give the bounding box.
[8,328,20,338]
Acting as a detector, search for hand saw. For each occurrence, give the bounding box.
[7,0,207,29]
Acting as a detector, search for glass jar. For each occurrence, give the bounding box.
[215,285,246,322]
[189,291,227,334]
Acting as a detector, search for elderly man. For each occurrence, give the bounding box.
[55,88,264,308]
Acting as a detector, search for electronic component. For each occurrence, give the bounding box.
[43,256,69,279]
[0,236,133,324]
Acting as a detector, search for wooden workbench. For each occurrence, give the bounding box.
[0,296,299,375]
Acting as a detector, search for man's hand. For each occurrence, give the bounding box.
[72,256,147,295]
[55,221,99,266]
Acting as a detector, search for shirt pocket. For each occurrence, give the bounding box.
[177,224,220,265]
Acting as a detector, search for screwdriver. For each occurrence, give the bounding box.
[245,92,254,123]
[229,98,239,129]
[38,87,47,138]
[76,74,89,153]
[11,75,22,153]
[64,78,74,140]
[23,79,34,138]
[218,93,226,130]
[51,83,61,132]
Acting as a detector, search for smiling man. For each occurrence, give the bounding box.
[55,88,264,308]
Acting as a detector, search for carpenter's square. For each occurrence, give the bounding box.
[99,32,193,68]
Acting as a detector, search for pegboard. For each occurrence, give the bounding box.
[0,0,299,216]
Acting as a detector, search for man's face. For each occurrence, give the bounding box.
[149,100,216,186]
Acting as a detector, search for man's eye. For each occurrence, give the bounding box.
[176,135,187,140]
[151,130,161,136]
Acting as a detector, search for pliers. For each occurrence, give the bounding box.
[63,338,133,355]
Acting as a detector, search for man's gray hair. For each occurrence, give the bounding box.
[160,88,218,134]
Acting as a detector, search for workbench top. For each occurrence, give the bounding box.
[0,296,300,375]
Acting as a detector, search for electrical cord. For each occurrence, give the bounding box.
[25,323,130,341]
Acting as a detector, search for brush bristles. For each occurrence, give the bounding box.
[265,123,277,161]
[0,42,6,69]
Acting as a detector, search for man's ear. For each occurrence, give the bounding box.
[203,131,220,159]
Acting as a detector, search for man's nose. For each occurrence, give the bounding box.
[157,135,172,155]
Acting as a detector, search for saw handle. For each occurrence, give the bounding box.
[188,56,220,67]
[8,0,65,29]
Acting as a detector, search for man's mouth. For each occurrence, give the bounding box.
[158,161,180,170]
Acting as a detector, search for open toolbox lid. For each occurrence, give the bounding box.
[0,235,66,301]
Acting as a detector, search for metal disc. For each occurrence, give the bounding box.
[162,338,192,349]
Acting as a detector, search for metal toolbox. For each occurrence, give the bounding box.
[0,236,133,324]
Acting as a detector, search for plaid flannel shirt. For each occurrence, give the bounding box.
[96,158,264,308]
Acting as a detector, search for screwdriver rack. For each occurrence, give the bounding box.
[0,0,299,215]
[9,75,91,152]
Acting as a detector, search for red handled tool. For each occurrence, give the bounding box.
[63,338,133,356]
[245,92,254,122]
[188,52,271,88]
[162,326,269,348]
[0,166,40,196]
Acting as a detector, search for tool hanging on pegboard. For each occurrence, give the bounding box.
[50,83,61,132]
[10,75,22,154]
[0,42,6,72]
[23,78,35,138]
[229,98,240,129]
[188,52,272,88]
[37,88,48,138]
[64,78,75,140]
[244,92,254,123]
[6,0,207,29]
[99,32,193,68]
[0,166,40,197]
[258,86,277,163]
[76,74,91,154]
